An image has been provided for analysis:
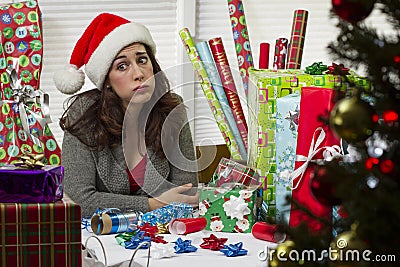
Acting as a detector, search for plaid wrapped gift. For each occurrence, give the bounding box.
[0,198,82,267]
[213,157,260,188]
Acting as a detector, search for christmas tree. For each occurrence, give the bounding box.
[269,1,400,266]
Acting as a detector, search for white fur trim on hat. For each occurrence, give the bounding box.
[86,22,156,90]
[53,64,85,95]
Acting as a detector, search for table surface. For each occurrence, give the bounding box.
[82,230,276,267]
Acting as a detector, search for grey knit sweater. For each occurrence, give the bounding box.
[62,91,198,217]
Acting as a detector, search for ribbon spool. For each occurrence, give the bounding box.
[91,210,140,235]
[169,217,207,235]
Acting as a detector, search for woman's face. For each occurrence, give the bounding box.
[108,43,155,108]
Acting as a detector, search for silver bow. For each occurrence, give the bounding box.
[4,66,52,147]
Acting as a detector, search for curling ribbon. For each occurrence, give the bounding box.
[91,208,140,235]
[4,66,51,148]
[290,127,342,190]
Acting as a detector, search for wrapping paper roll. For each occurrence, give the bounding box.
[227,0,254,97]
[259,42,270,69]
[179,28,242,160]
[169,217,207,235]
[286,9,309,69]
[208,37,248,151]
[273,38,288,70]
[196,41,247,159]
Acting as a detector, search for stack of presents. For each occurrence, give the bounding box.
[0,0,370,266]
[0,1,81,266]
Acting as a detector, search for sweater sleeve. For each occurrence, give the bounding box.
[61,96,150,217]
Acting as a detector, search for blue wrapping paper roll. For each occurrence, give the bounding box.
[196,41,247,160]
[275,93,300,225]
[0,165,64,203]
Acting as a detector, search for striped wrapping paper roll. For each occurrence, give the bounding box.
[226,0,254,98]
[196,41,247,160]
[179,28,242,160]
[273,38,288,70]
[286,9,309,69]
[208,37,248,151]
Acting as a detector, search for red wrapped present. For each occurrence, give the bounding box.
[0,197,82,267]
[289,87,341,232]
[0,0,61,165]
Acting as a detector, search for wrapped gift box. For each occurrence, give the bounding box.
[0,0,62,165]
[247,68,369,222]
[0,165,64,203]
[0,198,82,267]
[199,184,257,233]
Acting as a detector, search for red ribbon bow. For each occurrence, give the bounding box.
[326,63,350,75]
[138,223,158,236]
[200,234,228,251]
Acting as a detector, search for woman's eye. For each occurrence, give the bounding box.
[117,63,128,71]
[138,56,148,64]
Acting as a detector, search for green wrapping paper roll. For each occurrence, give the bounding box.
[179,28,242,160]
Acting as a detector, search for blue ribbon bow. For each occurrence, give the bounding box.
[124,230,151,249]
[173,237,197,254]
[220,242,248,257]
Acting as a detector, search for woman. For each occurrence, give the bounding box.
[53,13,199,217]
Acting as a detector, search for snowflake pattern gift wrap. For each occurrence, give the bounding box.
[0,0,61,165]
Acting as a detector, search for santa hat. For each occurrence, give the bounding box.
[53,13,156,95]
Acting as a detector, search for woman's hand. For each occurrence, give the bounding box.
[148,183,199,211]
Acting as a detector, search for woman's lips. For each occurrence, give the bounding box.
[133,84,149,92]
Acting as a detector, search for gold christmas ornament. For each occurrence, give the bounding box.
[329,97,375,143]
[269,240,302,267]
[329,223,370,267]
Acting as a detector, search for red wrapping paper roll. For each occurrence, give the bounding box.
[273,38,288,70]
[169,218,207,235]
[289,87,341,232]
[227,0,254,97]
[209,37,248,150]
[259,42,270,69]
[252,222,286,243]
[286,9,308,69]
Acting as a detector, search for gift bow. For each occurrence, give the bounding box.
[326,63,350,75]
[290,127,343,190]
[173,238,197,254]
[220,242,248,257]
[14,153,45,169]
[152,243,176,259]
[200,234,228,251]
[5,66,51,147]
[305,62,328,75]
[222,194,251,220]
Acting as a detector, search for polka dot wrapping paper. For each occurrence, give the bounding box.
[0,1,61,165]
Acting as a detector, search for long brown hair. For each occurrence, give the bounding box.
[60,43,182,158]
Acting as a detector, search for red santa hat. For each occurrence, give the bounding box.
[53,13,156,95]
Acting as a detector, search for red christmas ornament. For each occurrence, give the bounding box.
[380,159,394,174]
[394,55,400,64]
[365,157,379,170]
[383,110,399,124]
[332,0,376,23]
[310,166,341,206]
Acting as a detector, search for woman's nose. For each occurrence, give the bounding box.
[132,64,145,81]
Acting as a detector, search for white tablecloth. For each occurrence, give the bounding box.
[82,230,277,267]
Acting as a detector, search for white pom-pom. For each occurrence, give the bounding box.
[53,64,85,95]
